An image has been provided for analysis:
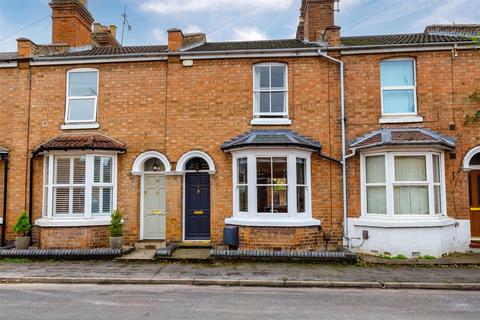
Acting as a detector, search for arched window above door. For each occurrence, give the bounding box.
[463,146,480,171]
[132,151,171,175]
[176,150,216,174]
[185,157,210,171]
[144,158,166,172]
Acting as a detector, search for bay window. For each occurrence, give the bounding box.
[43,154,116,219]
[229,149,317,226]
[362,151,445,216]
[65,69,99,124]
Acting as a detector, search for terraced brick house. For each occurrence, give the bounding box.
[0,0,478,257]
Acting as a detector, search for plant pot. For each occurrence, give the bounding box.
[15,236,30,250]
[110,237,123,249]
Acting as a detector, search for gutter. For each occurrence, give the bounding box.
[316,50,351,250]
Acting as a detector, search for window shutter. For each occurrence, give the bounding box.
[55,158,71,184]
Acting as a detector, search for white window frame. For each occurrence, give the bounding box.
[360,149,447,217]
[65,68,99,124]
[236,157,249,214]
[252,63,289,119]
[42,152,117,220]
[91,156,115,216]
[380,58,417,117]
[228,148,319,227]
[50,156,87,217]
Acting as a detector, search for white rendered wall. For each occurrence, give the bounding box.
[347,219,471,258]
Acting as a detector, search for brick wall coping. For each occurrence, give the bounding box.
[353,216,456,228]
[225,217,321,227]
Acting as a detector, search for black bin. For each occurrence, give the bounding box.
[223,226,239,248]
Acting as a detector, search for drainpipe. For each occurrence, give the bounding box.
[317,50,351,249]
[28,156,34,235]
[1,155,8,247]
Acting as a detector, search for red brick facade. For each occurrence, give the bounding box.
[0,0,478,255]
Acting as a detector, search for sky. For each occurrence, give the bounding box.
[0,0,479,52]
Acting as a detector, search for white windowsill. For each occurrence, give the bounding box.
[379,116,424,124]
[61,123,100,130]
[250,118,292,126]
[35,217,111,227]
[225,217,321,227]
[353,216,456,228]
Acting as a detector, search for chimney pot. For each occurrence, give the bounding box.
[109,25,117,38]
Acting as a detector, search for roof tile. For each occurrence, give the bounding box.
[185,39,320,52]
[222,129,322,152]
[33,133,126,154]
[48,45,168,57]
[341,33,473,47]
[350,128,456,150]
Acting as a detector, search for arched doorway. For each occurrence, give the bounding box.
[132,151,171,240]
[463,147,480,244]
[176,151,215,241]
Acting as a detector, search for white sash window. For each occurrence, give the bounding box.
[65,69,99,124]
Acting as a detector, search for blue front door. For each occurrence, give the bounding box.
[185,172,210,240]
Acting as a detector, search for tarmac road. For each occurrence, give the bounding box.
[0,284,479,320]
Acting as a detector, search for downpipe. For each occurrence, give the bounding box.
[1,155,8,247]
[317,51,352,250]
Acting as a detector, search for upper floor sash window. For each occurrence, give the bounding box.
[66,69,99,123]
[380,59,417,116]
[253,63,288,119]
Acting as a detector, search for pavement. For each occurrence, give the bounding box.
[0,260,480,290]
[0,284,478,319]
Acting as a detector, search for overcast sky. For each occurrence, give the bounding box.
[0,0,479,52]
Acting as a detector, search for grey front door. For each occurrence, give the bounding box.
[143,175,167,240]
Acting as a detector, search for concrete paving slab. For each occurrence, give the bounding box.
[117,249,156,261]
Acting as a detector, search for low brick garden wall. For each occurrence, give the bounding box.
[33,225,109,249]
[238,226,322,251]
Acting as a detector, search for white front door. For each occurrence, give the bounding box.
[143,174,167,240]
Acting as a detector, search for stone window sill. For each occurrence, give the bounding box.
[225,217,320,227]
[379,116,423,124]
[250,118,292,126]
[35,217,111,227]
[353,216,456,228]
[61,123,100,130]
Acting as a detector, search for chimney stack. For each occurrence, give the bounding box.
[92,23,120,47]
[50,0,94,47]
[297,0,340,45]
[167,28,184,52]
